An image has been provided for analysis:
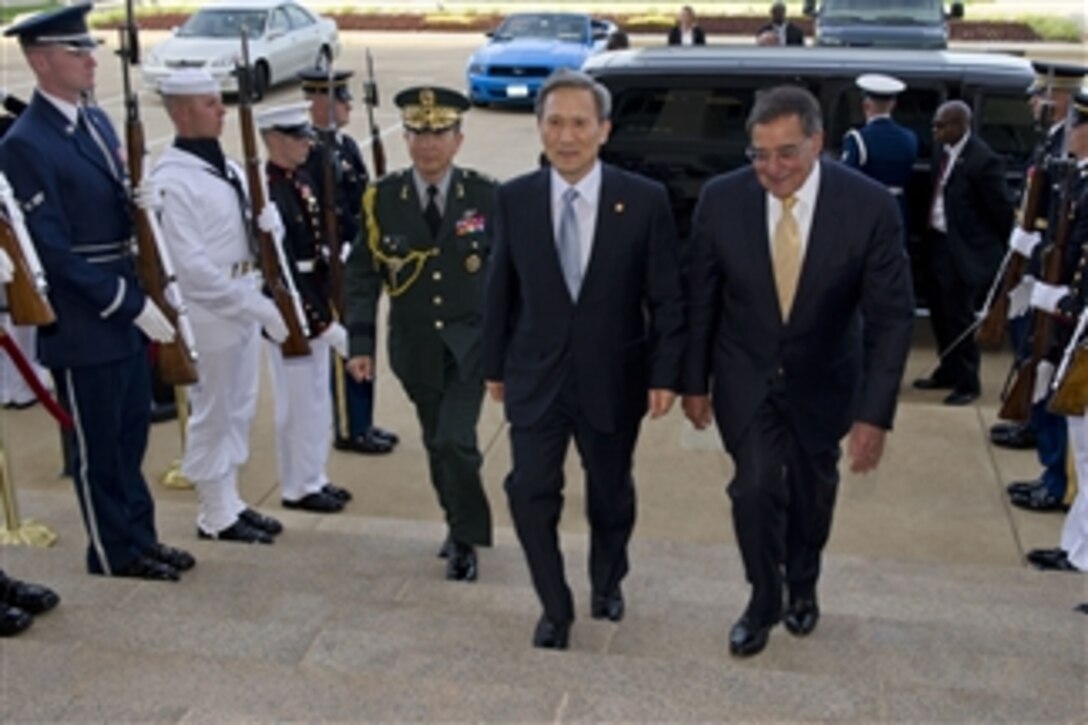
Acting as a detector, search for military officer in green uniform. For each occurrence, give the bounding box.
[345,86,497,582]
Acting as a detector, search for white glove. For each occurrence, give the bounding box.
[1033,360,1055,405]
[320,321,348,359]
[134,298,176,343]
[134,178,164,212]
[1009,227,1042,259]
[1029,281,1069,315]
[1007,275,1036,320]
[257,203,285,246]
[250,294,288,343]
[0,247,13,284]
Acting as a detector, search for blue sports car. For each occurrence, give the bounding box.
[466,13,616,107]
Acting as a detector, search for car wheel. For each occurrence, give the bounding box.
[251,62,269,102]
[314,45,332,71]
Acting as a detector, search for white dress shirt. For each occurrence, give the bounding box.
[765,159,821,260]
[551,162,601,275]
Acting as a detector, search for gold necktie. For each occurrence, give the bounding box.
[773,195,801,320]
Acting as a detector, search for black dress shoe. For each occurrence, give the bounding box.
[783,599,820,636]
[198,520,274,544]
[370,426,399,446]
[0,604,32,637]
[113,555,180,581]
[322,483,353,503]
[149,402,178,424]
[282,491,344,513]
[437,536,452,559]
[1010,486,1070,513]
[913,376,954,391]
[1007,479,1040,497]
[446,541,478,582]
[729,615,772,657]
[532,615,571,650]
[333,431,394,455]
[3,399,37,410]
[145,543,196,572]
[1026,548,1078,571]
[239,508,283,536]
[990,423,1037,450]
[1075,603,1088,614]
[0,571,60,615]
[943,389,979,406]
[590,588,625,622]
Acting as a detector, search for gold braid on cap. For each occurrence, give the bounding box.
[363,184,438,298]
[401,88,461,131]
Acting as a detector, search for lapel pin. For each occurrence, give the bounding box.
[615,202,625,214]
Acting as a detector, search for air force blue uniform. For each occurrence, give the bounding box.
[1,93,158,575]
[842,117,918,236]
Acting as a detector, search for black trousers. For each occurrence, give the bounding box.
[927,229,982,395]
[401,350,491,547]
[505,373,641,624]
[720,392,840,629]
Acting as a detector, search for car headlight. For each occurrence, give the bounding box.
[209,54,237,68]
[468,63,486,75]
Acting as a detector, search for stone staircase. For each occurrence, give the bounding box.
[1,487,1084,722]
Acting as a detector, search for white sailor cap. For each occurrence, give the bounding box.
[856,73,907,99]
[158,68,220,96]
[255,101,315,138]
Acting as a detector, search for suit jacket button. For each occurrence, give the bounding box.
[433,271,442,281]
[433,295,443,306]
[435,320,444,330]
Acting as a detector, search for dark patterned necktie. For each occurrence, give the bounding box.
[424,184,442,238]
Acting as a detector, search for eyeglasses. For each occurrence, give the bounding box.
[745,141,807,165]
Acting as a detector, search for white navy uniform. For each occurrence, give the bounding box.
[151,145,265,534]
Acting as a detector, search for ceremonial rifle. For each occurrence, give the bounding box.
[0,172,54,326]
[319,62,344,313]
[998,157,1078,422]
[118,5,199,385]
[976,100,1055,347]
[363,49,386,178]
[236,28,311,357]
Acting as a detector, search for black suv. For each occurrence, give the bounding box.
[584,46,1036,302]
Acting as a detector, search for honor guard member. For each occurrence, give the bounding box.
[0,4,195,580]
[299,68,398,456]
[345,87,497,581]
[151,69,286,543]
[993,62,1087,451]
[1002,62,1088,511]
[841,73,918,239]
[259,102,353,513]
[1020,92,1088,571]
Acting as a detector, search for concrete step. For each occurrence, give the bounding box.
[1,488,1084,721]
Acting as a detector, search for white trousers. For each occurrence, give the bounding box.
[266,336,332,502]
[0,316,50,406]
[182,322,261,533]
[1062,415,1088,571]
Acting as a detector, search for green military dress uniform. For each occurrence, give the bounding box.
[346,165,498,546]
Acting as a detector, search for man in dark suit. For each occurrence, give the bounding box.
[1,5,195,580]
[667,5,707,46]
[756,2,805,46]
[682,86,914,657]
[483,69,685,650]
[913,100,1013,405]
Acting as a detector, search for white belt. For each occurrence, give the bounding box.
[296,259,316,273]
[228,260,257,278]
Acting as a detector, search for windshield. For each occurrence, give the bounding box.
[822,0,944,25]
[178,9,268,38]
[494,14,588,44]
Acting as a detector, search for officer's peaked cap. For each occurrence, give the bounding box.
[394,86,470,132]
[256,101,315,138]
[856,73,906,100]
[299,69,354,102]
[4,3,98,49]
[1028,62,1087,95]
